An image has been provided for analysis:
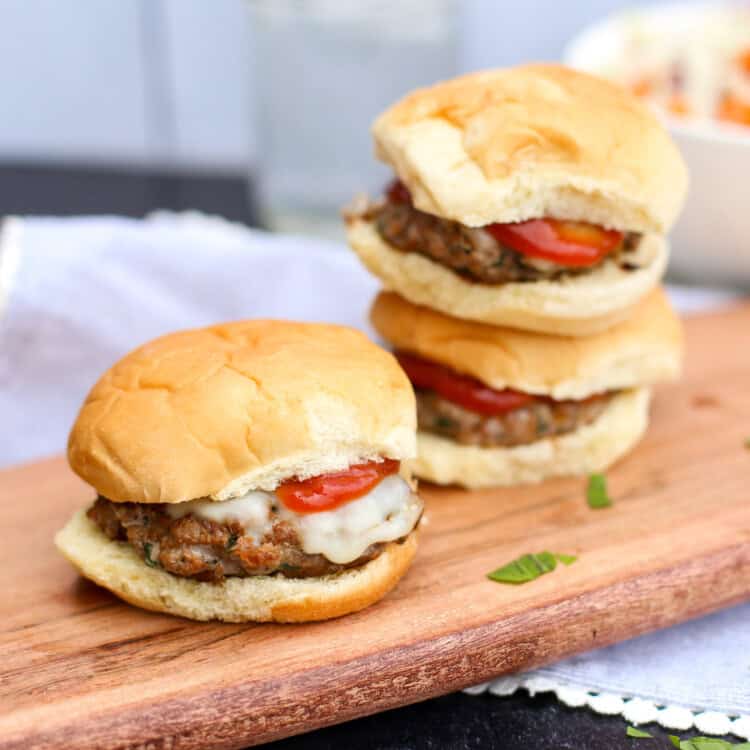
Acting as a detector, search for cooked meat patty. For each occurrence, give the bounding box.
[368,201,642,284]
[87,497,387,582]
[416,390,613,447]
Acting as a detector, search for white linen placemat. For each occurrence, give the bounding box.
[0,212,747,737]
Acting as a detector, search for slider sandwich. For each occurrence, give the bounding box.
[371,289,682,488]
[347,64,688,336]
[56,321,422,622]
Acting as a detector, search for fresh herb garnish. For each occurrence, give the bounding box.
[587,473,612,509]
[226,533,239,551]
[435,416,457,430]
[626,726,653,738]
[143,542,158,568]
[487,551,576,584]
[669,736,750,749]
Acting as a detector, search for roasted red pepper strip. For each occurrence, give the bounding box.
[485,219,623,268]
[395,351,533,416]
[276,459,400,514]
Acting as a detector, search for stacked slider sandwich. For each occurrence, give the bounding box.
[346,64,688,488]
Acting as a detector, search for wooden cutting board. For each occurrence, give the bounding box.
[2,304,749,750]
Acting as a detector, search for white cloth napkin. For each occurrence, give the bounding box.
[0,213,380,465]
[1,213,747,735]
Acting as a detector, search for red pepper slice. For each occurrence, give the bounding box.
[276,459,400,514]
[485,219,623,268]
[395,351,532,416]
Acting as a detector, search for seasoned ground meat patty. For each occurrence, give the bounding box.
[416,390,613,447]
[369,201,642,284]
[87,498,387,583]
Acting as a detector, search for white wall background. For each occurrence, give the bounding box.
[0,0,687,173]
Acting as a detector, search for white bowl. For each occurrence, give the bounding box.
[564,3,750,289]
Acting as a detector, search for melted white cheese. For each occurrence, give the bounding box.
[279,475,422,564]
[166,490,274,543]
[166,475,421,565]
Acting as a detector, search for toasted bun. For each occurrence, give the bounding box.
[349,218,668,335]
[371,288,681,400]
[412,388,649,488]
[373,64,687,233]
[68,320,416,504]
[55,509,417,622]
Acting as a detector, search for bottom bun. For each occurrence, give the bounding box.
[55,510,417,623]
[412,388,650,488]
[347,219,667,336]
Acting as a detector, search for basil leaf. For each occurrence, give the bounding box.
[670,738,682,748]
[555,553,578,566]
[226,533,239,551]
[488,551,557,583]
[677,739,735,750]
[488,551,559,584]
[587,473,612,509]
[626,726,653,738]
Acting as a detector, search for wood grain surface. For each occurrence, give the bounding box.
[1,304,749,750]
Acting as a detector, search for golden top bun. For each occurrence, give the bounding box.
[55,509,418,623]
[371,289,682,400]
[68,320,416,504]
[373,64,688,233]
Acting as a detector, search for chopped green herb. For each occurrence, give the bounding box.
[225,533,239,551]
[143,542,158,568]
[626,726,653,738]
[487,550,576,584]
[435,416,457,430]
[536,417,551,435]
[587,473,612,509]
[555,553,578,566]
[668,737,749,750]
[488,551,556,583]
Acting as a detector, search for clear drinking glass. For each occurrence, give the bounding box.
[248,0,459,239]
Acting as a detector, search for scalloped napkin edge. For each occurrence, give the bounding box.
[465,676,750,739]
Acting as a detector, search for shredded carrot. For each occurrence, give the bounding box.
[667,94,690,117]
[630,76,653,98]
[716,92,750,126]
